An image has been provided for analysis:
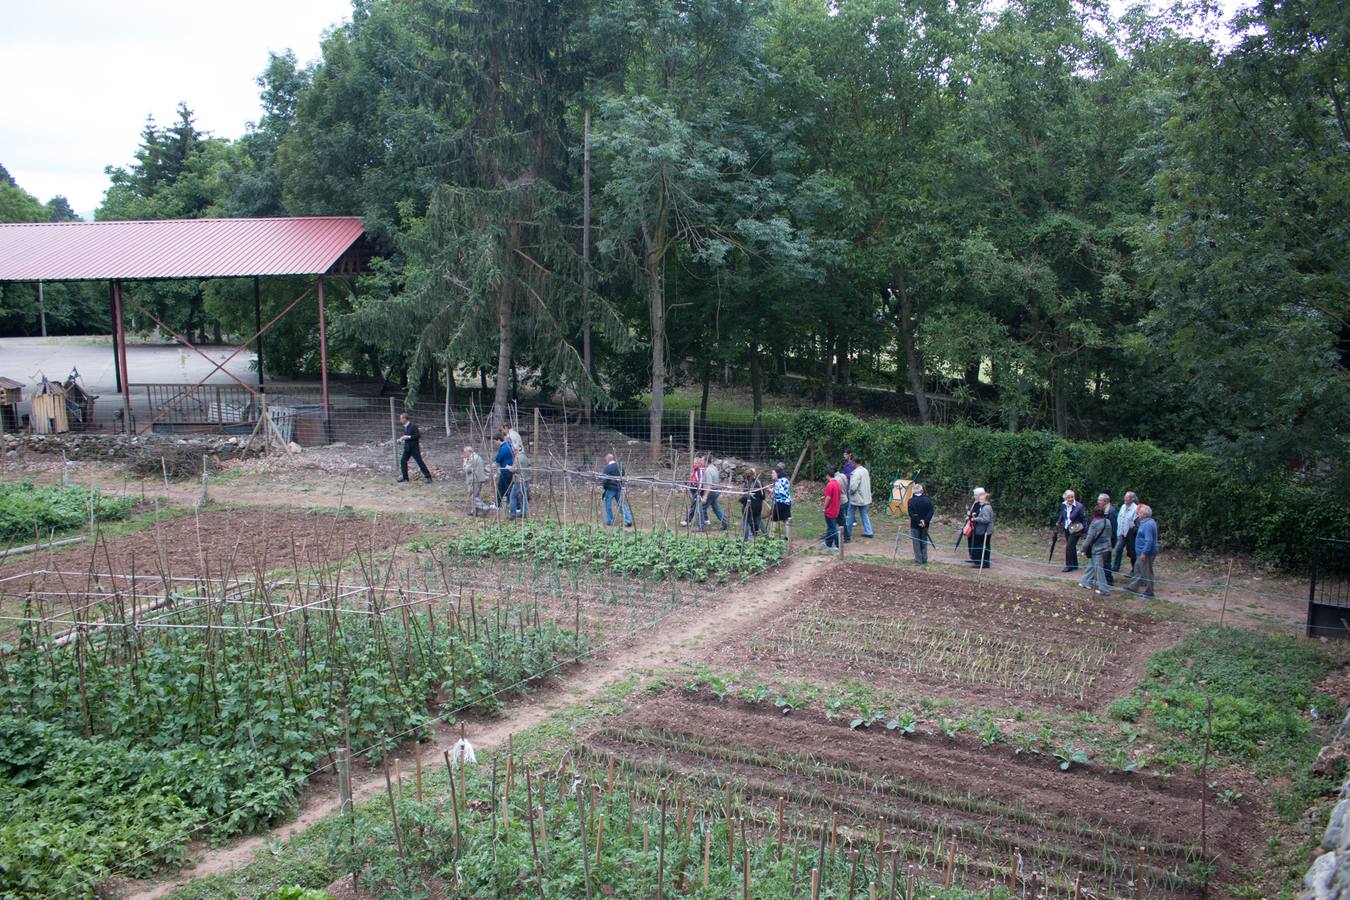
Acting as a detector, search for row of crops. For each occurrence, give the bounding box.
[442,522,786,582]
[0,586,584,897]
[326,745,1009,900]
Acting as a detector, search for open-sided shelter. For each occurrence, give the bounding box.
[0,217,366,436]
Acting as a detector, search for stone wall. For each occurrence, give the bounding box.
[1304,711,1350,898]
[1,431,265,476]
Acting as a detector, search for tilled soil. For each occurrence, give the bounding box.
[584,691,1257,898]
[0,507,415,597]
[716,562,1177,711]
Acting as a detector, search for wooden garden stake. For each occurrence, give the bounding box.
[1072,872,1082,900]
[658,787,668,900]
[414,743,424,803]
[849,848,860,899]
[1009,848,1019,891]
[383,758,406,859]
[443,751,462,851]
[831,812,838,854]
[1219,559,1234,627]
[490,756,499,869]
[528,802,546,900]
[1201,697,1214,898]
[811,867,821,900]
[777,796,786,858]
[944,840,956,888]
[1136,846,1145,900]
[743,841,750,899]
[704,828,712,889]
[595,813,606,866]
[870,882,878,900]
[576,781,594,900]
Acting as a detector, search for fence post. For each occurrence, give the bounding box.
[390,397,398,475]
[688,409,695,456]
[534,407,541,456]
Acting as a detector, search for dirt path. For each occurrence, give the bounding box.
[126,553,831,899]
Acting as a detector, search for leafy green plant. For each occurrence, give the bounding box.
[445,522,785,582]
[0,481,134,540]
[886,712,918,735]
[1054,746,1091,771]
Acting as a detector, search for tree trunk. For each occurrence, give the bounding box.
[1052,364,1068,437]
[822,328,835,410]
[366,348,385,387]
[699,358,712,426]
[749,341,763,459]
[646,235,666,463]
[892,273,930,424]
[492,264,514,434]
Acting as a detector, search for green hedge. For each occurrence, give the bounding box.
[774,410,1347,567]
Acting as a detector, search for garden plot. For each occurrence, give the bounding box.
[723,563,1173,710]
[578,690,1254,898]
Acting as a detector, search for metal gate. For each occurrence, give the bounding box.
[1307,538,1350,638]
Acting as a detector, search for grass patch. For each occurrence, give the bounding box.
[1113,626,1334,774]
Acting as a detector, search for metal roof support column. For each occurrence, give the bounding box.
[112,280,131,433]
[254,276,264,392]
[317,274,330,430]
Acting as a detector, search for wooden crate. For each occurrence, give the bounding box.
[31,388,69,434]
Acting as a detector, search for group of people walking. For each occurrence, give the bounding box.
[460,424,529,518]
[1055,489,1158,597]
[821,451,875,552]
[679,454,794,541]
[400,413,1163,596]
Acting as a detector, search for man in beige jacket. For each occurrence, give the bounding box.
[847,459,874,538]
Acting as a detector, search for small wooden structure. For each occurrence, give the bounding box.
[0,377,20,433]
[30,380,69,435]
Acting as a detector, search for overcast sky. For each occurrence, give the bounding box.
[1,0,353,218]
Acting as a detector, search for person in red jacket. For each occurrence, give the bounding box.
[823,465,842,552]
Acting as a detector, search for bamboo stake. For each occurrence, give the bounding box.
[442,751,462,852]
[383,759,405,859]
[414,743,424,803]
[595,813,606,867]
[658,787,668,900]
[577,777,594,900]
[812,867,821,900]
[704,827,712,889]
[777,796,786,859]
[944,840,956,888]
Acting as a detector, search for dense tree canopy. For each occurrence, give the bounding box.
[3,0,1346,482]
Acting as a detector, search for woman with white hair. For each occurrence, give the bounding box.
[968,487,993,569]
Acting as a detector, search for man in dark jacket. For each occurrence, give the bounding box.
[397,413,432,483]
[908,484,935,564]
[601,453,633,527]
[1055,490,1086,572]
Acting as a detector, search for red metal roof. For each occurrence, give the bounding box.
[0,217,366,281]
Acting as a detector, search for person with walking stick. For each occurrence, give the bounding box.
[908,483,934,564]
